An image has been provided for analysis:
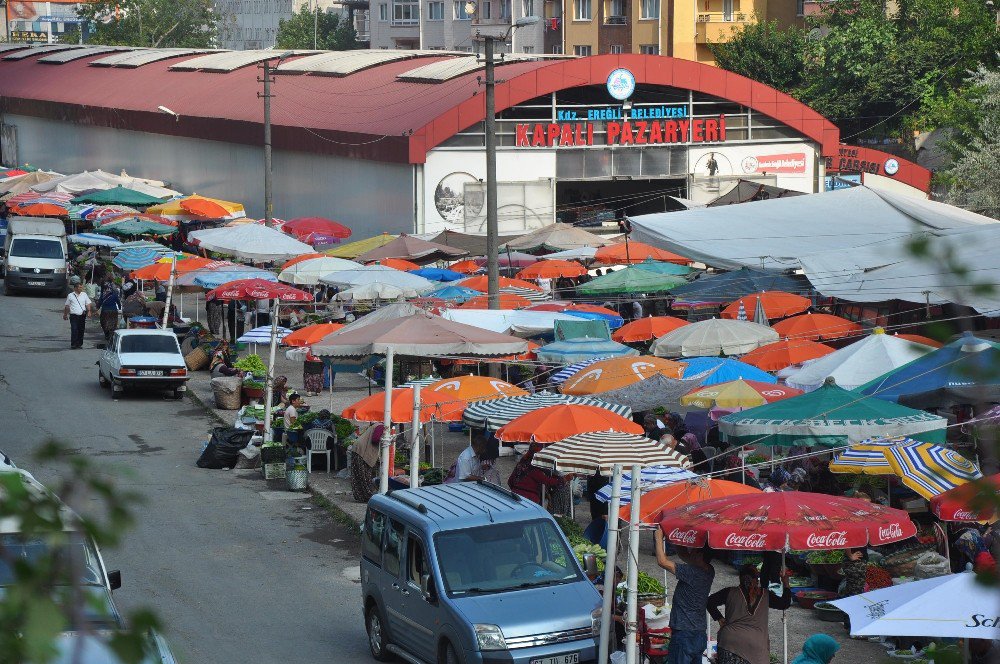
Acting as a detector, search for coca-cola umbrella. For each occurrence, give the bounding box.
[929,473,1000,522]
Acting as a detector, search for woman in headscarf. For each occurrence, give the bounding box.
[271,376,289,407]
[303,349,324,396]
[96,279,121,343]
[707,564,792,664]
[681,432,708,468]
[507,442,563,505]
[791,634,839,664]
[210,340,239,377]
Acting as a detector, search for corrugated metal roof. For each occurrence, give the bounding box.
[277,49,454,76]
[38,46,122,63]
[91,48,214,68]
[397,56,482,82]
[0,44,31,54]
[170,49,316,72]
[3,44,80,60]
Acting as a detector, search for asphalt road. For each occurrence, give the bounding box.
[0,289,370,664]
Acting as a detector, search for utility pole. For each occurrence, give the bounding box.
[483,34,500,311]
[258,51,294,227]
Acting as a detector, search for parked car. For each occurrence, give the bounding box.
[2,216,68,296]
[361,481,601,664]
[97,329,188,399]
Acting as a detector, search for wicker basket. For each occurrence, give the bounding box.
[637,593,668,608]
[185,346,210,371]
[210,376,242,410]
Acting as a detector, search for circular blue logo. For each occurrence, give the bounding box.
[606,68,636,101]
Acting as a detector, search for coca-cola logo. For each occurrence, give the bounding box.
[723,533,767,549]
[805,531,848,548]
[878,523,903,540]
[669,529,699,545]
[952,510,979,521]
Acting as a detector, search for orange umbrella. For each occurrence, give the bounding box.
[894,333,944,348]
[13,202,67,216]
[740,338,835,371]
[772,313,863,341]
[179,196,239,218]
[425,375,528,403]
[496,404,643,443]
[458,293,532,310]
[449,259,483,274]
[560,356,686,395]
[517,260,587,279]
[342,388,464,423]
[595,241,689,265]
[720,291,812,320]
[448,341,539,365]
[130,256,221,281]
[282,323,345,347]
[281,253,326,270]
[612,316,690,342]
[369,257,419,271]
[459,275,543,292]
[619,479,761,524]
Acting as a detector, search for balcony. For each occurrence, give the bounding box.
[604,14,626,23]
[695,12,751,42]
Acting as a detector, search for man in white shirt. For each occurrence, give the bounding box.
[448,433,501,484]
[63,277,94,349]
[283,393,303,430]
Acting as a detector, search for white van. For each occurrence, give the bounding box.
[3,216,68,295]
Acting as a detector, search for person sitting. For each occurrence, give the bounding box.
[271,376,289,407]
[445,432,500,484]
[507,443,563,505]
[308,409,335,432]
[210,341,239,377]
[792,634,839,664]
[283,393,303,431]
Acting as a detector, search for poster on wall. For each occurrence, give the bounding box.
[7,0,87,41]
[687,143,815,203]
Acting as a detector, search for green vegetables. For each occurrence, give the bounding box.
[421,468,444,486]
[806,550,846,564]
[290,411,319,431]
[636,571,665,595]
[571,541,606,572]
[242,379,264,390]
[234,354,267,375]
[555,515,584,541]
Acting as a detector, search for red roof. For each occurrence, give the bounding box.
[0,50,841,164]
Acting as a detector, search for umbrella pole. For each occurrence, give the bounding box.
[378,347,395,495]
[624,464,641,664]
[782,550,788,664]
[598,464,623,664]
[430,421,436,468]
[161,255,177,329]
[409,385,421,488]
[262,299,280,444]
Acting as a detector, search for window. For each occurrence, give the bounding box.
[573,44,592,55]
[609,44,623,53]
[393,0,419,23]
[521,0,533,15]
[550,44,563,53]
[120,335,180,354]
[796,0,804,14]
[573,0,590,19]
[500,0,511,17]
[428,1,444,18]
[639,43,658,54]
[640,0,658,18]
[406,535,430,589]
[9,238,63,260]
[362,509,385,564]
[378,2,388,19]
[384,519,405,577]
[481,0,492,17]
[454,0,471,18]
[607,0,626,18]
[522,45,534,53]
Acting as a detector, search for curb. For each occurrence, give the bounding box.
[310,488,363,531]
[185,388,228,427]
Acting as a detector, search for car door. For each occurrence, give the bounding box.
[380,518,411,643]
[99,332,118,380]
[395,532,441,662]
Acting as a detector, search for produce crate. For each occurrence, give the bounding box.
[263,462,286,480]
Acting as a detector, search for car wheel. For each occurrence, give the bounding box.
[365,604,392,662]
[172,388,184,400]
[98,370,109,388]
[440,641,464,664]
[3,281,11,296]
[111,382,124,399]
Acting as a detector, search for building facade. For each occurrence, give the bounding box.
[215,0,355,50]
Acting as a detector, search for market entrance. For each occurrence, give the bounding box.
[555,176,689,226]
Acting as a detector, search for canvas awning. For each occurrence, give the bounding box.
[502,222,613,253]
[356,233,468,264]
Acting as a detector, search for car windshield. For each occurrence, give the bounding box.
[10,238,64,259]
[120,335,179,354]
[434,519,581,597]
[0,533,105,588]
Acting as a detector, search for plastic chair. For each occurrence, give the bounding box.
[304,429,335,473]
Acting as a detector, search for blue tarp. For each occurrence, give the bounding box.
[680,356,777,386]
[535,337,639,364]
[410,267,465,282]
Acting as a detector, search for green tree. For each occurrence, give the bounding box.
[944,67,1000,219]
[707,19,807,93]
[76,0,216,48]
[275,5,359,50]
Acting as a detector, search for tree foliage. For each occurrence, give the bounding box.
[944,67,1000,218]
[275,4,359,51]
[708,19,806,93]
[76,0,216,48]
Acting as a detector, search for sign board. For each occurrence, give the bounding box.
[515,116,727,148]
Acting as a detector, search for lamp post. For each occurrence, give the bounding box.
[259,51,295,227]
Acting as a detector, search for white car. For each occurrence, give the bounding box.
[97,329,189,399]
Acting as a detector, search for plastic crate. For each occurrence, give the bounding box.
[263,462,286,480]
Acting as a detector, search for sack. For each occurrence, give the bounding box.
[211,375,242,410]
[913,551,951,579]
[185,346,210,371]
[196,427,255,469]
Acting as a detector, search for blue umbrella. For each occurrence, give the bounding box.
[112,247,161,271]
[670,266,805,304]
[192,269,279,290]
[681,356,776,386]
[563,310,625,330]
[410,267,465,282]
[68,233,122,248]
[634,258,692,276]
[425,284,481,303]
[535,338,639,364]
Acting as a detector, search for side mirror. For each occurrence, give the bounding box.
[582,553,599,578]
[420,573,436,602]
[108,570,122,591]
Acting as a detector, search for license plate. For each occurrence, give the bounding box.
[137,370,162,376]
[531,654,579,664]
[28,281,45,286]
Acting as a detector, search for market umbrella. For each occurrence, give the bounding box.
[474,252,541,269]
[205,279,314,302]
[357,234,468,265]
[424,375,528,403]
[594,241,689,265]
[282,323,345,347]
[368,257,419,271]
[67,233,121,248]
[720,291,812,321]
[680,379,802,409]
[500,285,551,303]
[894,333,943,348]
[630,258,692,276]
[619,478,761,524]
[410,267,464,282]
[282,217,352,241]
[0,170,59,197]
[154,194,245,220]
[551,357,611,385]
[324,233,397,259]
[771,312,862,341]
[532,431,689,474]
[131,256,220,281]
[651,318,779,357]
[189,224,313,262]
[658,491,916,550]
[502,222,612,253]
[320,264,435,292]
[70,185,167,207]
[85,205,140,221]
[277,256,364,285]
[448,259,483,274]
[111,247,161,271]
[280,253,326,270]
[457,294,533,310]
[12,202,69,216]
[109,240,173,255]
[238,325,292,345]
[529,302,624,328]
[536,337,640,364]
[830,573,1000,639]
[559,356,686,395]
[185,267,279,290]
[856,332,1000,407]
[612,316,690,343]
[5,191,74,207]
[578,265,687,295]
[95,212,177,227]
[99,219,177,236]
[680,356,777,386]
[342,387,464,423]
[459,275,542,292]
[338,282,424,300]
[595,467,700,503]
[739,339,835,372]
[424,284,481,303]
[495,404,644,443]
[516,260,587,279]
[669,267,806,305]
[587,373,710,412]
[719,379,948,448]
[462,391,631,429]
[929,473,1000,522]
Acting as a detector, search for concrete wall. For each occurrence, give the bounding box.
[3,114,415,238]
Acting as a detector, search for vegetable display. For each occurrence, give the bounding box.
[636,571,665,595]
[234,354,267,375]
[571,541,606,572]
[805,550,845,564]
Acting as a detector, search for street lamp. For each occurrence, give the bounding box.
[259,50,295,227]
[157,105,180,122]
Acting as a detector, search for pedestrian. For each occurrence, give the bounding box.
[154,279,167,302]
[303,349,324,396]
[707,564,792,664]
[507,442,563,504]
[96,279,121,344]
[654,528,715,664]
[632,300,642,321]
[63,276,94,349]
[206,297,224,336]
[643,413,667,440]
[791,634,839,664]
[583,470,609,544]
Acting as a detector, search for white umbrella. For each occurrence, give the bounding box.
[542,246,599,261]
[595,466,699,503]
[830,572,1000,640]
[338,282,418,300]
[237,325,291,345]
[189,225,314,262]
[277,256,362,285]
[651,318,778,357]
[318,264,435,291]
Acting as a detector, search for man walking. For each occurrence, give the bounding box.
[63,276,94,349]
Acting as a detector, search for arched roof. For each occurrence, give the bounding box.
[0,47,840,164]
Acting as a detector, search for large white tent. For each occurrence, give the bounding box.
[441,309,583,337]
[189,225,313,262]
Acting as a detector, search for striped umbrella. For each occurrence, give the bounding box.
[828,435,913,475]
[86,205,139,221]
[237,325,292,345]
[595,466,699,503]
[885,441,982,499]
[501,285,550,302]
[5,191,73,206]
[67,233,122,248]
[462,391,631,429]
[110,240,173,255]
[531,431,690,475]
[401,377,441,389]
[111,247,161,270]
[551,357,611,385]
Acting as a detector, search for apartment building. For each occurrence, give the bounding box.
[216,0,356,50]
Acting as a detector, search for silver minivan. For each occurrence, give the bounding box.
[361,481,601,664]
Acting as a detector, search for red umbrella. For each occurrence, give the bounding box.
[205,279,314,302]
[283,217,353,240]
[659,491,916,550]
[929,473,1000,522]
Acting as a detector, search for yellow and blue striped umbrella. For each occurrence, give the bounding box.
[885,442,982,500]
[829,435,911,475]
